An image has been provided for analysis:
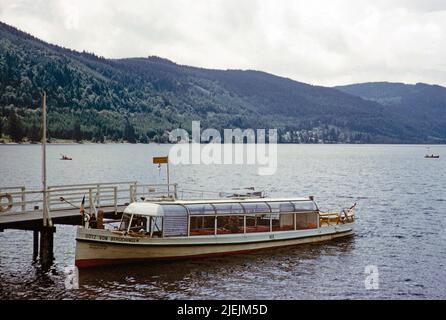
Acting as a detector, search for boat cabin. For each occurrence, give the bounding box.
[119,198,320,238]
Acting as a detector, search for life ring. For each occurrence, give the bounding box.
[0,193,13,212]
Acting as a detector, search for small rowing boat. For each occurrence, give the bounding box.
[60,154,72,160]
[424,147,440,159]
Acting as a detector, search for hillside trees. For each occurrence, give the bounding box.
[124,118,136,143]
[7,110,25,142]
[1,21,446,144]
[72,120,82,142]
[28,121,41,143]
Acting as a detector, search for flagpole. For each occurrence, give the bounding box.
[40,91,54,268]
[152,156,170,197]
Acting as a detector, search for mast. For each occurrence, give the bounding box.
[41,92,52,227]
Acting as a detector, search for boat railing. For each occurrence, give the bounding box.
[319,211,340,226]
[176,188,266,200]
[319,207,355,225]
[176,188,226,200]
[132,183,178,201]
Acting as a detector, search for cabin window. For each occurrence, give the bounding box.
[245,214,270,233]
[268,201,295,213]
[295,212,318,230]
[185,204,215,215]
[271,213,281,231]
[277,213,295,231]
[217,215,244,234]
[240,202,271,214]
[292,201,317,212]
[119,214,132,231]
[129,215,148,233]
[212,203,244,214]
[149,216,163,237]
[189,216,215,236]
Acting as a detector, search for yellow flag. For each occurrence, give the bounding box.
[80,195,85,215]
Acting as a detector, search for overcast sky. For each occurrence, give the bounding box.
[1,0,446,86]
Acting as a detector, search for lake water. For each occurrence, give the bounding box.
[0,144,445,299]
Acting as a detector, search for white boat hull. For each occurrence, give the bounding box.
[75,224,354,268]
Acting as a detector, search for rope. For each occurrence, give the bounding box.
[59,196,81,209]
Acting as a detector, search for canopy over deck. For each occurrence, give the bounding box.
[123,197,318,217]
[123,202,165,217]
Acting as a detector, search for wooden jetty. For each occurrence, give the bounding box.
[0,181,178,266]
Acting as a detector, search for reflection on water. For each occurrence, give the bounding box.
[1,144,446,299]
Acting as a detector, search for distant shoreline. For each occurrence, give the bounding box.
[1,141,445,146]
[0,141,146,145]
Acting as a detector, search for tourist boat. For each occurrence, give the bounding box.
[75,197,356,268]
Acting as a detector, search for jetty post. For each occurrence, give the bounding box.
[39,92,55,267]
[33,230,39,260]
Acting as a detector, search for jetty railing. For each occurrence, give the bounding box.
[0,182,253,217]
[0,186,29,213]
[0,182,178,216]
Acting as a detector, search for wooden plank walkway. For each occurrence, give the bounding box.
[0,181,179,231]
[0,205,126,230]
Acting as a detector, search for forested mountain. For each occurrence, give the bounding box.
[335,82,446,143]
[1,21,445,144]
